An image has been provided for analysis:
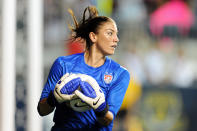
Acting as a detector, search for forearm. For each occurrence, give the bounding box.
[37,98,55,116]
[97,111,113,126]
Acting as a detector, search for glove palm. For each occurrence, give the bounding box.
[74,74,108,115]
[54,73,81,103]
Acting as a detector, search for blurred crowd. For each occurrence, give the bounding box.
[42,0,197,131]
[1,0,197,130]
[11,0,197,88]
[42,0,197,88]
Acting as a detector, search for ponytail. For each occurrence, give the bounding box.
[68,6,110,50]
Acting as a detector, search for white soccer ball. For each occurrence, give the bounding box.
[69,95,92,112]
[69,74,100,112]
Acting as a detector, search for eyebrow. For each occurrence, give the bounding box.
[106,29,118,33]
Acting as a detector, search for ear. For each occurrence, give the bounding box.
[89,32,97,43]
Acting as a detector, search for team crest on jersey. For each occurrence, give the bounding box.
[104,73,113,84]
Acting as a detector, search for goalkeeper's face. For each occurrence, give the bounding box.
[91,20,119,56]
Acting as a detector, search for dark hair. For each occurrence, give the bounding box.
[68,6,111,50]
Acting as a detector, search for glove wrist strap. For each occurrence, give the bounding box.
[47,91,56,107]
[95,104,109,117]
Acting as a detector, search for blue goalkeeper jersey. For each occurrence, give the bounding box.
[40,53,130,131]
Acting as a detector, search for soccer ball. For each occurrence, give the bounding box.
[54,73,98,112]
[69,95,92,112]
[69,74,100,112]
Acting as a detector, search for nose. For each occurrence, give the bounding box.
[114,35,119,43]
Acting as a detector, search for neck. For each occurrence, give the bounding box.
[84,49,106,68]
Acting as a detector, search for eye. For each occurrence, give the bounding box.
[107,32,113,36]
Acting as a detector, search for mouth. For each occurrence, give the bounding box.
[111,45,117,49]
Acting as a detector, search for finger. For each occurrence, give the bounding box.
[56,84,73,100]
[54,88,64,103]
[80,81,96,98]
[75,74,101,97]
[54,85,75,102]
[62,74,78,84]
[80,75,100,94]
[70,94,76,99]
[61,93,75,101]
[74,90,92,105]
[70,77,81,88]
[84,76,101,95]
[60,73,70,81]
[60,77,81,94]
[79,81,87,92]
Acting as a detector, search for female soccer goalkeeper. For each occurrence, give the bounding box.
[37,6,130,131]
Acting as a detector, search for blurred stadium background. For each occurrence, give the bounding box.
[1,0,197,131]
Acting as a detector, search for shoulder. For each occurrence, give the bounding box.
[108,58,130,76]
[106,58,130,85]
[55,53,84,65]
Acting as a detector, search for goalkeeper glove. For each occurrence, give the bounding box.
[54,73,81,103]
[75,74,108,117]
[60,77,81,94]
[80,81,97,98]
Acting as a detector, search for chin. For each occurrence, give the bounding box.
[103,49,115,56]
[105,52,115,56]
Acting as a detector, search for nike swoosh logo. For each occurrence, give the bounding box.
[93,97,100,106]
[74,103,88,108]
